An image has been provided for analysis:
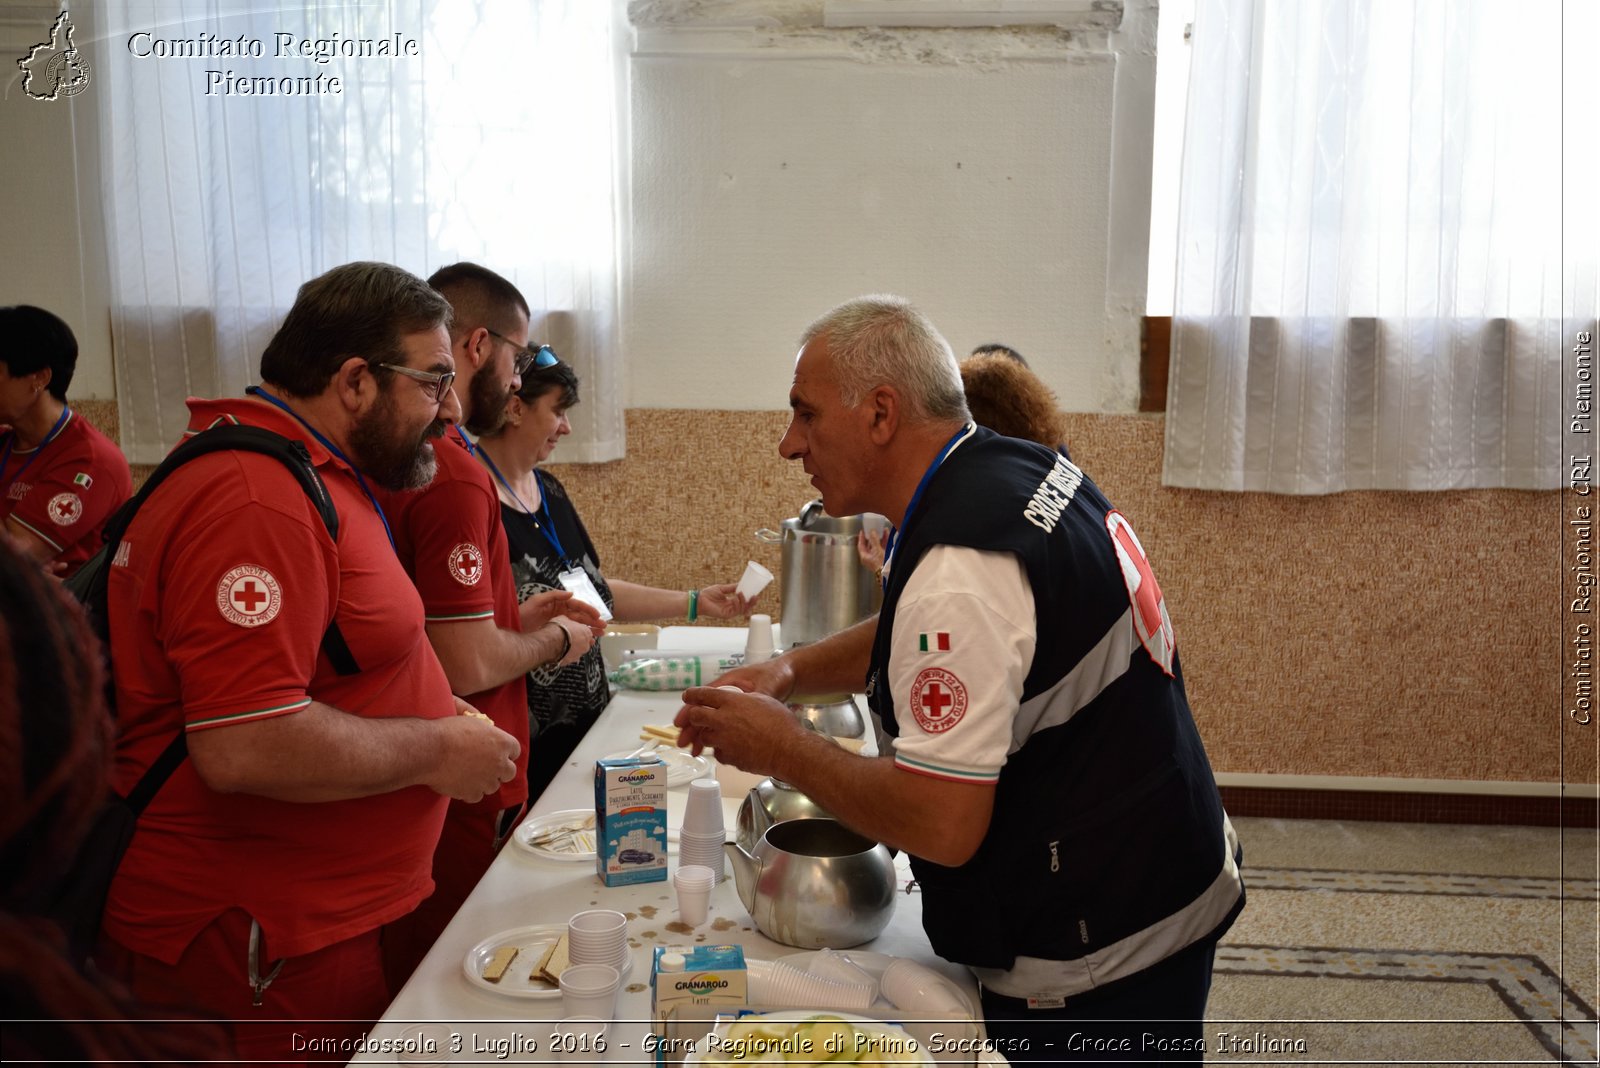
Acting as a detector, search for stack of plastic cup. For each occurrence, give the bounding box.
[672,864,716,927]
[567,909,630,978]
[676,777,727,881]
[559,963,622,1019]
[805,947,880,997]
[745,958,874,1010]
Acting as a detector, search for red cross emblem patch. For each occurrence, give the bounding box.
[216,564,283,627]
[47,492,83,526]
[1105,510,1176,676]
[449,542,484,586]
[910,666,968,734]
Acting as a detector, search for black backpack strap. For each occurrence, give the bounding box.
[91,424,360,676]
[124,732,191,817]
[71,422,364,813]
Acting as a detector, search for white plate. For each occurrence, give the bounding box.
[685,1009,929,1068]
[462,924,566,998]
[512,808,597,862]
[603,744,711,788]
[776,951,978,1019]
[463,925,634,999]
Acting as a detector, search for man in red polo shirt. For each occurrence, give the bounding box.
[0,306,132,577]
[377,262,604,985]
[101,262,521,1063]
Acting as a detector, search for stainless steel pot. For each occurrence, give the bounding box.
[756,499,882,649]
[724,818,897,949]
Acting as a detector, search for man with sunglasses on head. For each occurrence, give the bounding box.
[100,262,522,1061]
[376,261,605,987]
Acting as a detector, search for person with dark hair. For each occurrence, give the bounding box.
[0,306,131,577]
[0,546,232,1061]
[969,342,1029,366]
[376,262,604,988]
[474,358,755,802]
[98,262,521,1062]
[0,541,229,1065]
[678,295,1243,1061]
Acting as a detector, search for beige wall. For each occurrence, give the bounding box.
[114,404,1579,785]
[543,409,1579,786]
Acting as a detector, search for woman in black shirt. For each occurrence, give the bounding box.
[474,357,753,801]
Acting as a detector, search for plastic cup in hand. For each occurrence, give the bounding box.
[559,963,621,1018]
[673,864,715,927]
[735,560,774,601]
[681,778,725,836]
[743,614,775,662]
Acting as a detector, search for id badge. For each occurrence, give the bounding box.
[558,567,613,621]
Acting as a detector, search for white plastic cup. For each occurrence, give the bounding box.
[551,1016,609,1063]
[681,778,725,835]
[675,830,727,880]
[395,1024,454,1065]
[879,957,968,1015]
[673,864,715,926]
[567,910,628,967]
[559,963,622,1018]
[805,947,880,994]
[743,614,775,662]
[735,560,774,601]
[754,960,874,1010]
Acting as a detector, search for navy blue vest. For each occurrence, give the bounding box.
[867,428,1242,971]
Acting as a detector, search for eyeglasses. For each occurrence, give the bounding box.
[377,362,457,402]
[485,329,559,377]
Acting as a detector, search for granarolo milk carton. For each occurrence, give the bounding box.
[594,754,668,886]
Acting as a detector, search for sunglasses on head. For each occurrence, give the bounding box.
[485,328,559,376]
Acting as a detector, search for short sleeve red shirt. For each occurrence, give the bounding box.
[0,409,132,577]
[104,396,456,963]
[378,430,529,811]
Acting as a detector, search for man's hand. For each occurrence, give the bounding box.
[674,684,806,766]
[426,715,520,802]
[519,588,607,638]
[550,615,597,667]
[518,589,577,632]
[697,656,797,706]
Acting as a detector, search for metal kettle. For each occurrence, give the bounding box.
[755,499,882,649]
[735,776,832,849]
[723,818,897,949]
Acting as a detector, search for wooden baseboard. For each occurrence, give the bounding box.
[1219,785,1597,827]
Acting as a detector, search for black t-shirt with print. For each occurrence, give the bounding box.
[501,470,615,802]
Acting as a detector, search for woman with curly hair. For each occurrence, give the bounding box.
[0,544,226,1064]
[858,348,1072,573]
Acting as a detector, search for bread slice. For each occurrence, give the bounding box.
[482,944,519,983]
[534,932,571,985]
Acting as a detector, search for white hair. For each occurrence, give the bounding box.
[798,295,970,423]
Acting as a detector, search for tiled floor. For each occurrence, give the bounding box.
[1210,818,1598,1065]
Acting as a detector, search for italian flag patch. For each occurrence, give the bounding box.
[918,632,950,652]
[73,472,93,488]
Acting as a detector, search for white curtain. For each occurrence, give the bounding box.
[99,0,624,465]
[1164,0,1598,493]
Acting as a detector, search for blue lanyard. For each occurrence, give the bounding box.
[882,423,975,586]
[245,386,396,553]
[0,406,71,488]
[475,445,568,562]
